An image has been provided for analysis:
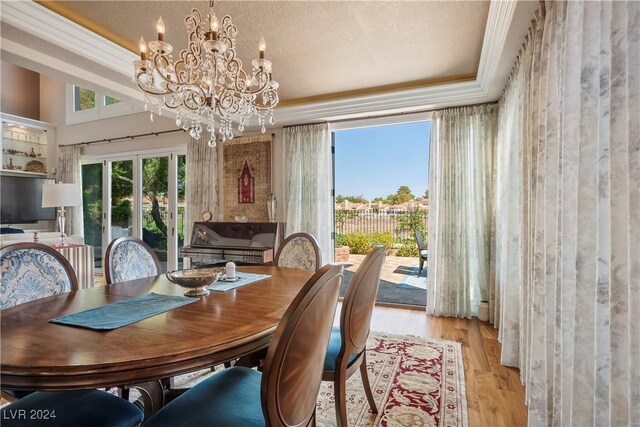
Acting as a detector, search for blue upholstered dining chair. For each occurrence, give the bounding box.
[0,242,79,310]
[144,264,344,427]
[0,390,144,427]
[323,245,386,427]
[104,237,161,284]
[274,232,322,272]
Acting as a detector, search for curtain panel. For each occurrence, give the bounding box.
[56,145,83,236]
[427,104,497,318]
[283,123,333,263]
[492,1,639,425]
[185,132,219,240]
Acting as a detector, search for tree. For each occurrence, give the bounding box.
[77,88,95,110]
[396,208,427,238]
[386,185,415,205]
[424,189,429,198]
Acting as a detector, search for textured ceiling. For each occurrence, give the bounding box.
[43,1,490,103]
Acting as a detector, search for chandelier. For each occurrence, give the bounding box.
[133,1,279,146]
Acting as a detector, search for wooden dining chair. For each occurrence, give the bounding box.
[415,230,428,277]
[144,263,344,427]
[274,232,322,272]
[0,242,79,310]
[323,245,386,427]
[0,390,144,427]
[104,236,161,284]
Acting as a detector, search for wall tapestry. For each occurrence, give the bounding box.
[222,134,272,221]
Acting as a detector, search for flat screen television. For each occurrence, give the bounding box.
[1,175,57,224]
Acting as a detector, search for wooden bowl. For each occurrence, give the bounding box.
[165,267,225,296]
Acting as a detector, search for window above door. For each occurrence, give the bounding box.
[66,84,135,125]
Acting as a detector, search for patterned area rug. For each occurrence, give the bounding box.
[317,332,467,426]
[169,332,467,427]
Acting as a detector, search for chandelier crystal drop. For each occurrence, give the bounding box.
[133,2,279,147]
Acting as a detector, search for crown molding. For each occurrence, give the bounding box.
[476,0,519,96]
[0,0,136,82]
[0,0,522,125]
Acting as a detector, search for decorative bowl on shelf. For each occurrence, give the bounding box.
[25,160,45,173]
[234,215,248,223]
[165,267,226,296]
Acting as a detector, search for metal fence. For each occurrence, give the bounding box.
[335,208,428,240]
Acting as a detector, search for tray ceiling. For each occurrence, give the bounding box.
[38,1,490,103]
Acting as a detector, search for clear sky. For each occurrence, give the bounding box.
[334,121,431,201]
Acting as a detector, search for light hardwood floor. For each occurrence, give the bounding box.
[354,304,528,427]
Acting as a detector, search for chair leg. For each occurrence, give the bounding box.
[334,373,348,427]
[360,351,378,414]
[308,408,317,427]
[418,257,424,277]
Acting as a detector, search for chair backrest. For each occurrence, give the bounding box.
[415,230,426,251]
[339,245,385,359]
[261,264,343,427]
[274,232,322,272]
[104,237,161,285]
[0,242,78,310]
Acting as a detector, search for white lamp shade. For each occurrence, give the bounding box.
[42,183,82,208]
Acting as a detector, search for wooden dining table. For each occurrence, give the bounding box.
[1,266,313,415]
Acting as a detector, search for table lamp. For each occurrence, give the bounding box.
[42,182,82,246]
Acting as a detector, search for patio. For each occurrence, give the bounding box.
[337,254,426,307]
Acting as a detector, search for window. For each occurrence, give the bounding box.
[104,95,121,106]
[74,86,96,111]
[67,85,137,124]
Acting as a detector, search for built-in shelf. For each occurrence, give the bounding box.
[1,115,51,176]
[2,137,46,147]
[0,169,47,177]
[2,152,47,160]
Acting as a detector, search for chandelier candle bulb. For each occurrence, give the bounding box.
[210,14,218,38]
[157,16,165,41]
[259,36,266,59]
[139,36,147,60]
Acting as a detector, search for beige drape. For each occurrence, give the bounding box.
[56,145,83,236]
[284,123,333,263]
[427,104,497,318]
[491,1,639,425]
[185,132,218,240]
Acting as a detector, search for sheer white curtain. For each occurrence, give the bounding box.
[185,132,218,240]
[492,1,639,425]
[427,104,497,318]
[56,145,83,236]
[284,124,333,263]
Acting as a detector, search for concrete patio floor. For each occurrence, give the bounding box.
[337,254,427,307]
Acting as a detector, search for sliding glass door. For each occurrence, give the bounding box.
[109,159,135,241]
[82,150,186,274]
[177,155,186,269]
[141,156,169,271]
[81,162,104,268]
